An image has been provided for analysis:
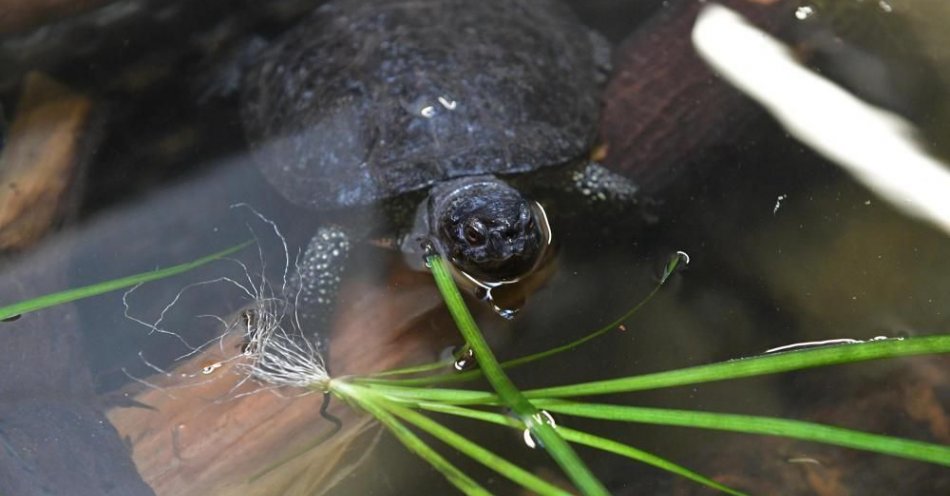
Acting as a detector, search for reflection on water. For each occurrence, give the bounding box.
[763,336,898,354]
[0,0,949,495]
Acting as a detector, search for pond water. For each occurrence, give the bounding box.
[0,1,948,495]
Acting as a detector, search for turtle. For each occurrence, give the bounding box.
[239,0,640,342]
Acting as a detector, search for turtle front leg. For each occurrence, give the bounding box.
[518,161,642,218]
[293,226,351,357]
[567,161,640,207]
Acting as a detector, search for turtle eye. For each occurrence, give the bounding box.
[463,220,486,245]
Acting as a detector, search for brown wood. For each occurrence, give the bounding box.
[0,0,113,34]
[107,261,458,495]
[600,0,795,196]
[0,72,92,250]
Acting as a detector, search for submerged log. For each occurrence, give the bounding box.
[0,72,94,251]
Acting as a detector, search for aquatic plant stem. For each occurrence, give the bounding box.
[334,382,491,495]
[0,240,253,320]
[415,402,746,496]
[367,251,686,383]
[535,400,950,467]
[525,334,950,398]
[427,254,608,496]
[350,386,572,496]
[362,335,950,406]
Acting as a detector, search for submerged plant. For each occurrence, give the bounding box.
[324,254,950,494]
[3,240,949,495]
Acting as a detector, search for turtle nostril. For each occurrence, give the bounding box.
[488,232,506,254]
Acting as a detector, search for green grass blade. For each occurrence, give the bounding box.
[360,383,498,405]
[536,400,950,467]
[416,402,745,495]
[0,241,253,321]
[382,398,572,496]
[526,335,950,398]
[416,400,525,426]
[428,255,608,496]
[363,336,950,407]
[370,347,471,379]
[334,382,491,496]
[559,427,745,496]
[363,252,685,386]
[367,359,454,378]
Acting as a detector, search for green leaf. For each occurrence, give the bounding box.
[367,358,454,378]
[360,383,496,404]
[383,396,572,496]
[536,400,950,467]
[559,427,745,496]
[416,401,745,496]
[526,336,950,398]
[427,254,609,496]
[360,336,950,408]
[0,241,253,321]
[364,251,678,387]
[335,382,491,495]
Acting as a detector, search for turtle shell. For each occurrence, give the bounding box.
[241,0,607,210]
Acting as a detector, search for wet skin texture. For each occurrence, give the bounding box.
[240,0,637,339]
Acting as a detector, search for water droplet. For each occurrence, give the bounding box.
[773,194,787,214]
[675,251,691,265]
[764,337,866,353]
[660,251,689,282]
[437,96,457,110]
[522,410,557,449]
[421,239,438,258]
[474,286,523,320]
[453,347,477,371]
[201,362,222,375]
[421,240,439,268]
[795,5,815,20]
[523,429,539,449]
[494,305,519,320]
[2,314,21,322]
[403,96,446,119]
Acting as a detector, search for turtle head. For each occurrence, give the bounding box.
[429,177,548,284]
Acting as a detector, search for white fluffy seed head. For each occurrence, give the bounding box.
[123,205,336,396]
[237,292,331,392]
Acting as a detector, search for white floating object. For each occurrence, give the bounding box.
[692,4,950,236]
